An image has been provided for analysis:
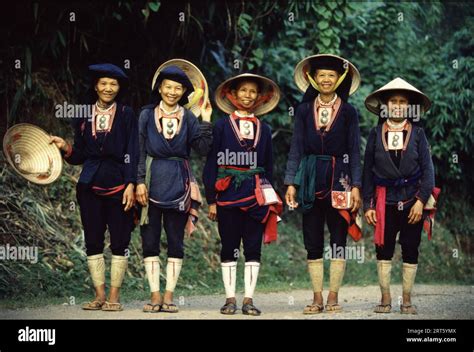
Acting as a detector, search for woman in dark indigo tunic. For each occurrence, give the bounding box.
[136,62,213,313]
[284,54,362,314]
[203,73,282,316]
[363,77,436,315]
[50,63,138,311]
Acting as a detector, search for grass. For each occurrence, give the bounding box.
[1,215,471,309]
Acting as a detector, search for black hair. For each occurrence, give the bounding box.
[309,56,345,76]
[379,90,421,106]
[229,77,263,93]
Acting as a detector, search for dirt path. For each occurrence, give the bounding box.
[1,285,472,320]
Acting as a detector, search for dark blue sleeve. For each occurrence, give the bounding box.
[415,128,435,204]
[63,119,87,165]
[362,127,377,211]
[202,121,223,205]
[123,107,139,185]
[264,125,274,184]
[187,111,213,156]
[284,104,306,185]
[346,106,362,188]
[136,110,149,185]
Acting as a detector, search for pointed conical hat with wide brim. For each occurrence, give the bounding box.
[365,77,431,115]
[215,73,280,116]
[294,54,361,95]
[151,59,209,117]
[3,123,63,185]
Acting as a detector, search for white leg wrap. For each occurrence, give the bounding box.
[221,262,237,298]
[402,263,418,295]
[329,259,346,293]
[308,259,324,293]
[377,260,392,295]
[87,253,105,288]
[110,255,128,288]
[165,258,183,292]
[144,256,160,293]
[244,262,260,299]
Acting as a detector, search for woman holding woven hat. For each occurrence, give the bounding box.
[284,54,362,314]
[137,59,213,313]
[50,63,138,311]
[363,77,437,315]
[203,73,282,316]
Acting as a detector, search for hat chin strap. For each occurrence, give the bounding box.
[306,66,349,93]
[184,88,204,109]
[225,91,273,115]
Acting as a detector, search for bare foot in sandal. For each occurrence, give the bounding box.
[374,292,392,313]
[143,291,162,313]
[220,297,237,315]
[400,304,418,314]
[161,290,179,313]
[82,284,106,310]
[325,291,342,312]
[303,292,324,314]
[102,301,123,311]
[242,297,261,316]
[401,294,417,314]
[102,286,124,311]
[82,299,105,310]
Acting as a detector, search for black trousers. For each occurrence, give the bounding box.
[76,183,133,256]
[376,204,423,264]
[140,204,188,259]
[217,206,265,262]
[302,197,348,260]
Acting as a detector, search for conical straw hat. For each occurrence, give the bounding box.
[294,54,360,94]
[215,73,280,116]
[3,123,63,185]
[365,77,431,115]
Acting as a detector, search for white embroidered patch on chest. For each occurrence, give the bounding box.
[163,117,178,139]
[239,120,254,139]
[388,131,404,150]
[96,114,112,132]
[318,107,332,126]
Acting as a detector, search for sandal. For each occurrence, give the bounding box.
[161,302,179,313]
[242,303,261,316]
[81,300,105,310]
[101,301,123,311]
[374,304,392,313]
[303,303,324,315]
[220,302,237,315]
[143,303,162,313]
[325,303,342,313]
[400,304,418,315]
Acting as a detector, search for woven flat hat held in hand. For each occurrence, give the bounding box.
[3,123,63,185]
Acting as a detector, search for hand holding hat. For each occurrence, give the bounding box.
[49,136,68,152]
[200,98,213,122]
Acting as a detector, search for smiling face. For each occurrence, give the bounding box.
[232,80,260,111]
[95,77,120,105]
[159,79,187,109]
[314,69,340,94]
[387,93,410,121]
